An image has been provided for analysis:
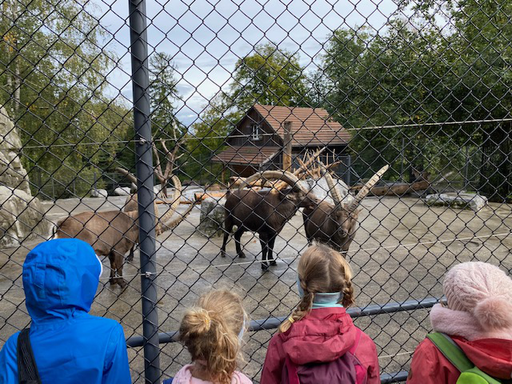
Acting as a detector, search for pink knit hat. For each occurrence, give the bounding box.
[444,262,512,330]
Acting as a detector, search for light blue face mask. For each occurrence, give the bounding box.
[297,277,343,308]
[95,254,104,279]
[238,313,246,342]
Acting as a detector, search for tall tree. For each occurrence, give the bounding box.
[149,52,183,140]
[228,43,309,110]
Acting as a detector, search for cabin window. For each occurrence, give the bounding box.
[252,124,261,141]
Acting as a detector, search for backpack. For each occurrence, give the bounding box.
[281,328,367,384]
[427,332,508,384]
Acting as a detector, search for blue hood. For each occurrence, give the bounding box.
[23,238,101,323]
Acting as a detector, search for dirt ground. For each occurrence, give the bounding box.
[1,194,511,383]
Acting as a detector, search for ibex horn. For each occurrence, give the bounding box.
[162,202,196,230]
[159,175,182,226]
[320,163,342,207]
[348,165,390,213]
[240,170,309,195]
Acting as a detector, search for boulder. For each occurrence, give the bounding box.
[0,186,50,247]
[114,187,131,196]
[424,192,488,211]
[197,196,226,237]
[91,188,108,198]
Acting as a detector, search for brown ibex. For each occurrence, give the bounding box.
[121,174,186,261]
[302,164,389,255]
[221,170,319,270]
[55,186,182,289]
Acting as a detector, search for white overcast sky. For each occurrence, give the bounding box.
[97,0,400,126]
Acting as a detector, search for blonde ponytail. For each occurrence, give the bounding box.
[279,289,314,333]
[179,289,246,384]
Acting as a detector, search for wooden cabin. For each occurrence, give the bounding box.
[212,104,352,179]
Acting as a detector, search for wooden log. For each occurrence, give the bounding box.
[350,181,430,196]
[194,191,226,201]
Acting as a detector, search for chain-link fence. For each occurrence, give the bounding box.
[1,0,511,382]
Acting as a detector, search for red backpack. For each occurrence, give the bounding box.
[281,328,367,384]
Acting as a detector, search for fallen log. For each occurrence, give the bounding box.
[350,180,430,196]
[194,191,226,201]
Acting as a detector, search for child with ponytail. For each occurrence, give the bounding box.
[172,289,252,384]
[261,244,380,384]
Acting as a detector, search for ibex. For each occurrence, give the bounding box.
[303,165,389,255]
[55,179,187,289]
[122,175,183,261]
[221,170,319,270]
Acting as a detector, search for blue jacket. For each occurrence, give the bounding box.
[0,238,132,383]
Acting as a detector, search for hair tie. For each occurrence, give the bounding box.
[288,316,295,323]
[203,314,211,329]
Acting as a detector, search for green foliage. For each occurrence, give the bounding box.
[0,0,131,198]
[149,52,184,140]
[228,43,310,110]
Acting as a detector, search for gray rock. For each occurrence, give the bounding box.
[197,196,226,237]
[0,186,51,247]
[424,192,488,211]
[91,189,108,198]
[114,187,131,196]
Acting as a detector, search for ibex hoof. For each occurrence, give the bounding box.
[220,250,226,258]
[269,260,277,266]
[110,277,127,289]
[261,263,269,271]
[238,253,246,259]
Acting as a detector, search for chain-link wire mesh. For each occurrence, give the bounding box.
[1,0,511,382]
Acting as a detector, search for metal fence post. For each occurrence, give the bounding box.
[128,0,161,382]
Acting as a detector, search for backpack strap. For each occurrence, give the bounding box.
[285,356,301,384]
[427,332,473,372]
[17,328,42,384]
[427,333,504,384]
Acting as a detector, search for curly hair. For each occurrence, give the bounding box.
[179,289,246,384]
[279,244,355,333]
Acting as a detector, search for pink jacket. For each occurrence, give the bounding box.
[172,364,252,384]
[261,307,380,384]
[407,304,512,384]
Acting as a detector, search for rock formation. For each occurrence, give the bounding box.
[0,107,50,247]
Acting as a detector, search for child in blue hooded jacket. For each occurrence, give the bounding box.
[0,238,132,384]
